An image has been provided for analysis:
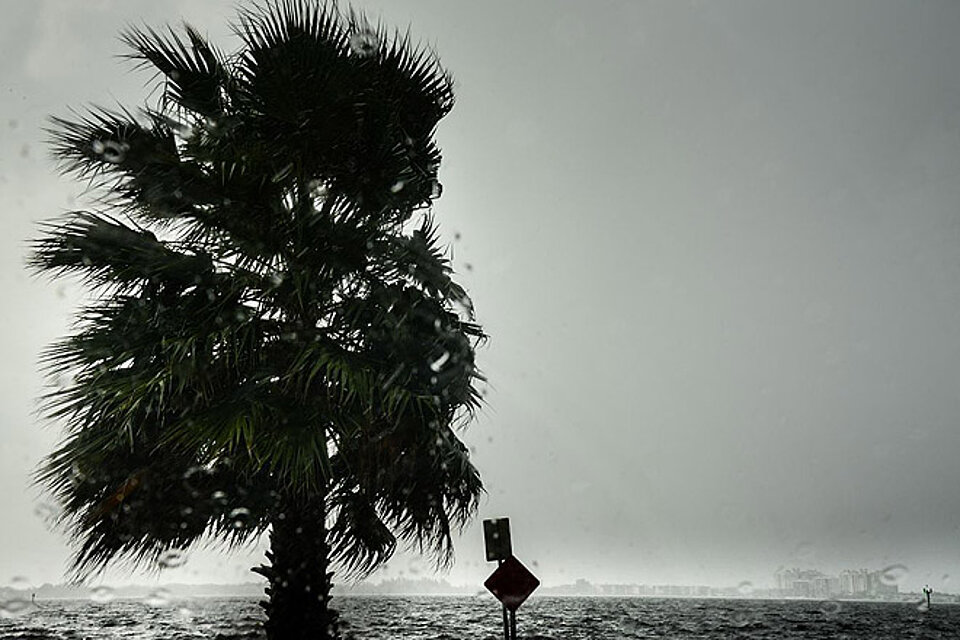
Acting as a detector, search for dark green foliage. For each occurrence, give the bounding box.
[31,1,484,634]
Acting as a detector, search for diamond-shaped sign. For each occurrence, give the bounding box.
[484,555,540,611]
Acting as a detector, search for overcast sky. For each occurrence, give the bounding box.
[3,0,960,594]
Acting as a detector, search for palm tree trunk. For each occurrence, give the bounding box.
[254,489,340,640]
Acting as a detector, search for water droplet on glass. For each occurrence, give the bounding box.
[880,564,909,586]
[737,581,753,596]
[210,491,229,506]
[158,550,187,569]
[430,180,442,198]
[34,502,59,526]
[731,610,753,628]
[917,600,929,612]
[90,585,114,602]
[145,588,171,606]
[793,541,815,560]
[178,606,193,621]
[820,599,842,617]
[349,30,378,57]
[429,351,450,372]
[99,140,129,164]
[0,597,32,619]
[390,179,405,194]
[229,507,251,528]
[91,139,105,154]
[942,573,950,584]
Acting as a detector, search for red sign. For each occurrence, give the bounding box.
[484,555,540,611]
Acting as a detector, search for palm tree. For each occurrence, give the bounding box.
[29,2,484,638]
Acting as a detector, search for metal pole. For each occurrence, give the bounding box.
[509,608,517,640]
[498,559,509,640]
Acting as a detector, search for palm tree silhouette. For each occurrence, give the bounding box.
[30,2,484,637]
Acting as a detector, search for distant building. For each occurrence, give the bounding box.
[777,568,898,598]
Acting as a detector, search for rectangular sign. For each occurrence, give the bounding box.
[483,517,512,562]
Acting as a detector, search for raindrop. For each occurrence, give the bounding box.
[879,564,909,586]
[731,610,753,628]
[942,573,950,584]
[917,600,929,612]
[158,550,187,569]
[211,490,229,506]
[34,502,60,525]
[464,263,473,272]
[70,463,87,488]
[90,585,114,602]
[819,599,842,617]
[736,581,753,596]
[145,588,171,606]
[452,295,473,319]
[428,351,451,373]
[0,598,32,619]
[430,180,443,198]
[793,541,815,560]
[229,507,251,528]
[97,140,129,164]
[390,179,405,194]
[177,606,194,621]
[454,232,461,241]
[349,30,378,57]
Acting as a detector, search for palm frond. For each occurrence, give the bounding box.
[121,23,229,117]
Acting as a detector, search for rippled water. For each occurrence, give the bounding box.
[2,596,958,639]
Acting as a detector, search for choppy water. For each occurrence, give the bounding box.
[1,596,958,639]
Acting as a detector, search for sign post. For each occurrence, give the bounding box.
[483,518,539,640]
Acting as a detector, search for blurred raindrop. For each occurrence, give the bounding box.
[34,502,60,526]
[145,588,171,606]
[917,600,930,612]
[736,581,753,596]
[731,610,753,628]
[879,564,909,586]
[349,30,378,57]
[819,599,842,617]
[94,140,128,164]
[229,507,251,528]
[158,550,187,569]
[793,541,814,560]
[0,597,31,619]
[90,585,114,602]
[390,179,405,194]
[429,351,450,372]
